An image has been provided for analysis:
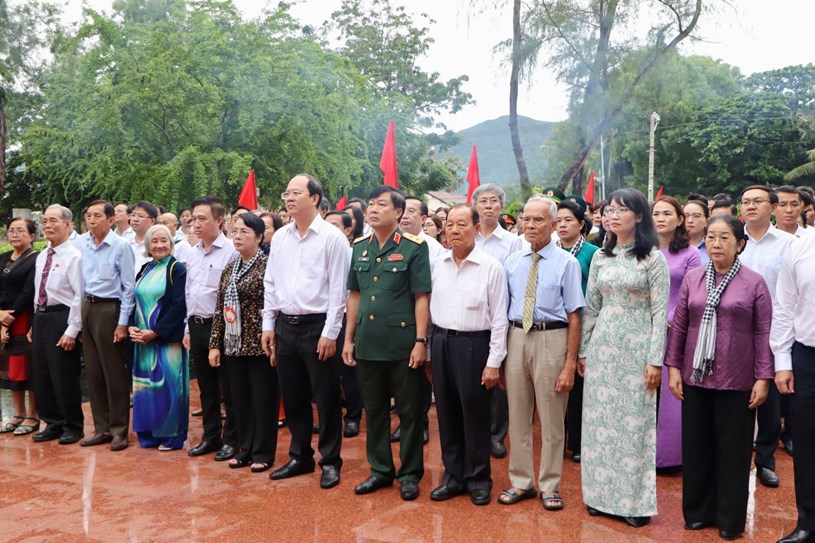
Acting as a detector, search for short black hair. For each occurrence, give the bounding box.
[191,196,226,221]
[740,185,778,205]
[368,185,406,213]
[687,193,707,204]
[712,200,738,215]
[320,197,331,212]
[343,205,365,239]
[448,203,479,225]
[347,198,368,212]
[259,212,283,231]
[233,211,265,238]
[405,196,429,217]
[296,173,324,208]
[232,205,252,215]
[178,207,190,216]
[775,185,803,201]
[87,199,115,218]
[115,202,132,213]
[133,201,159,220]
[325,210,353,229]
[708,215,748,255]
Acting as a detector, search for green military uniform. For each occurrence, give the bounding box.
[348,228,431,483]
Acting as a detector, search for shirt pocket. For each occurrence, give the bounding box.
[206,267,223,289]
[353,261,371,290]
[381,261,408,290]
[536,284,561,314]
[463,282,487,310]
[48,269,69,291]
[99,263,115,281]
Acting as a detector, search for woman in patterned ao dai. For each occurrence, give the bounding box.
[578,188,669,528]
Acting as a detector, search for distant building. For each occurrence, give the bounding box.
[425,191,466,212]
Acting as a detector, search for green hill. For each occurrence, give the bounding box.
[441,115,557,189]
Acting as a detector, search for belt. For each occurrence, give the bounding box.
[512,320,568,331]
[36,303,69,313]
[84,295,119,304]
[280,313,327,325]
[434,326,491,338]
[190,315,213,325]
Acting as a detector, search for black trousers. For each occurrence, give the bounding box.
[566,371,583,454]
[336,319,362,424]
[430,330,492,492]
[791,342,815,531]
[31,309,84,435]
[754,380,781,470]
[682,385,754,534]
[491,386,509,445]
[224,355,279,465]
[189,320,236,446]
[275,317,342,468]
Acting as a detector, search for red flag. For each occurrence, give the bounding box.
[465,145,481,204]
[584,170,595,205]
[656,184,664,200]
[380,120,399,188]
[238,169,258,210]
[335,195,347,210]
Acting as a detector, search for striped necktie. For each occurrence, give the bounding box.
[522,252,541,333]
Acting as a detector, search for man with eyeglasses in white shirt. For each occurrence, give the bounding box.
[740,185,795,489]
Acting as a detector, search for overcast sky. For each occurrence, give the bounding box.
[67,0,815,131]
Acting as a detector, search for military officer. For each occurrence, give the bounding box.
[343,185,432,502]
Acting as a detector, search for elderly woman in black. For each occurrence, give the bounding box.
[209,213,279,473]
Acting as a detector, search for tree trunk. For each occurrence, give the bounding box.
[0,89,6,201]
[559,0,702,190]
[509,0,531,200]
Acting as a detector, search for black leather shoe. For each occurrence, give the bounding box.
[32,428,61,442]
[719,529,740,540]
[757,466,780,488]
[320,465,340,489]
[188,440,222,457]
[343,421,360,437]
[59,432,84,445]
[777,528,815,543]
[490,440,507,459]
[782,435,794,456]
[624,516,650,528]
[214,444,235,462]
[354,475,393,495]
[423,427,429,445]
[684,521,709,530]
[400,481,419,501]
[470,489,491,506]
[269,458,316,480]
[430,485,464,501]
[389,426,401,442]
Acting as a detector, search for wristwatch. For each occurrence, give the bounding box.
[415,337,428,344]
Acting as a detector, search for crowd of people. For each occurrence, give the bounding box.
[0,175,813,543]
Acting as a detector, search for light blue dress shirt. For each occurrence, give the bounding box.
[505,240,585,323]
[82,229,136,326]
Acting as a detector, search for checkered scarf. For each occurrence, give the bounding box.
[556,235,585,257]
[690,258,741,383]
[223,251,261,356]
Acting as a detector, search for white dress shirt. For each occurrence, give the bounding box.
[33,240,83,338]
[770,234,815,371]
[740,223,795,303]
[185,233,238,330]
[794,224,813,238]
[174,239,192,264]
[419,230,448,264]
[117,227,136,243]
[130,238,151,274]
[476,224,524,263]
[430,245,509,368]
[262,214,351,340]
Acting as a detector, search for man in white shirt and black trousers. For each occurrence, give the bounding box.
[30,205,85,445]
[772,232,815,543]
[427,204,509,506]
[262,174,350,490]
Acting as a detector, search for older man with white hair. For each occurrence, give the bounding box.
[498,196,584,511]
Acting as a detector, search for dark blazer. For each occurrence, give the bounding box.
[132,256,187,343]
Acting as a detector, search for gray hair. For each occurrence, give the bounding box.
[143,224,175,258]
[472,183,506,207]
[45,204,73,222]
[524,196,558,220]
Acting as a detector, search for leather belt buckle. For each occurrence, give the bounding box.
[36,304,47,313]
[193,316,206,325]
[286,316,300,325]
[444,328,458,337]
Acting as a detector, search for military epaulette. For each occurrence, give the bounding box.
[402,232,424,245]
[353,234,371,245]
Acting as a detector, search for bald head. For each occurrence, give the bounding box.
[158,213,179,236]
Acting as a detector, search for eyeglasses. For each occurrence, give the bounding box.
[603,207,632,217]
[42,218,68,226]
[740,198,769,207]
[281,190,306,199]
[476,197,501,206]
[6,228,30,236]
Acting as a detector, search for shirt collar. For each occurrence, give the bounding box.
[441,243,485,265]
[744,222,779,242]
[196,232,228,252]
[522,240,556,260]
[285,212,325,239]
[479,224,509,241]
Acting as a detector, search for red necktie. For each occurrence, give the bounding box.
[37,248,55,307]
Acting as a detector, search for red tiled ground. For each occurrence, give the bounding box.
[0,382,798,542]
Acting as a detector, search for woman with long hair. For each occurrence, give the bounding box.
[578,188,669,528]
[652,195,702,470]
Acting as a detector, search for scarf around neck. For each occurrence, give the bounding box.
[223,251,261,356]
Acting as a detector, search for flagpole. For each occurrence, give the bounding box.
[599,135,606,202]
